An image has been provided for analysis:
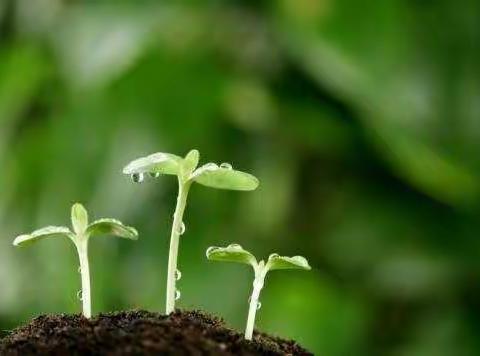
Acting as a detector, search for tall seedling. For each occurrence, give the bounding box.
[123,150,259,314]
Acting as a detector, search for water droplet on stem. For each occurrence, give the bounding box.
[175,269,182,281]
[149,172,160,178]
[256,302,262,310]
[178,222,186,235]
[76,290,83,301]
[175,290,181,300]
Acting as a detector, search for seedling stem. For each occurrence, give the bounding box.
[165,179,191,314]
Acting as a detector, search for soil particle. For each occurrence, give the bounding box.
[0,310,312,355]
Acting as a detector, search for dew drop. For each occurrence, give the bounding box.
[175,290,181,300]
[131,173,144,183]
[220,163,233,170]
[269,253,280,259]
[76,290,83,301]
[228,243,242,249]
[175,269,182,281]
[149,172,160,178]
[77,266,81,274]
[204,163,219,171]
[178,222,186,235]
[256,302,262,310]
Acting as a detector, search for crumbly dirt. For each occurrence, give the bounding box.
[0,310,312,355]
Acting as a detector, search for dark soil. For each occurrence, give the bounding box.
[0,310,312,355]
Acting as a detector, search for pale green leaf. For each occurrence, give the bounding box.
[123,152,182,176]
[87,218,138,240]
[206,244,257,266]
[266,254,311,271]
[71,203,88,235]
[191,163,259,191]
[182,149,200,177]
[13,226,73,247]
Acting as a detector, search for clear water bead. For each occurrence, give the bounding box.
[131,173,144,183]
[175,269,182,281]
[256,302,262,310]
[220,163,233,170]
[76,290,83,301]
[149,172,160,178]
[227,243,242,249]
[178,222,186,235]
[175,290,181,300]
[204,163,219,171]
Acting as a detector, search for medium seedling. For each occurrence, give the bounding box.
[13,203,138,318]
[206,244,311,340]
[123,149,259,314]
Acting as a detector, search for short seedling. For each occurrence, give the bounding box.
[13,203,138,318]
[206,244,311,340]
[123,150,259,314]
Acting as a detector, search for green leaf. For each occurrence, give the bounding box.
[182,149,200,177]
[87,218,138,240]
[13,226,73,247]
[71,203,89,235]
[191,163,259,191]
[123,152,182,176]
[206,244,257,266]
[266,254,311,271]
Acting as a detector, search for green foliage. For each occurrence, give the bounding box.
[13,203,138,318]
[13,226,74,247]
[206,244,257,266]
[124,149,259,191]
[124,149,259,315]
[206,244,310,339]
[2,0,480,354]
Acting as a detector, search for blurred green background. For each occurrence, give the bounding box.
[1,0,480,355]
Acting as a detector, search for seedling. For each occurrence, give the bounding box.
[206,244,311,340]
[123,149,259,314]
[13,203,138,318]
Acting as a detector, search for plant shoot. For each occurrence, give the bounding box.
[206,244,311,340]
[13,203,138,318]
[123,150,259,314]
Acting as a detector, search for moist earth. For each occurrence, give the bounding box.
[0,310,312,355]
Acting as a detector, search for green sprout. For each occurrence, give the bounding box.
[206,244,311,340]
[13,203,138,318]
[123,149,259,315]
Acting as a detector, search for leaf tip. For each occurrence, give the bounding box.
[13,234,28,247]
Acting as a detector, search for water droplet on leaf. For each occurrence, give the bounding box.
[149,172,160,178]
[78,266,82,274]
[228,243,242,249]
[175,269,182,281]
[131,173,144,183]
[220,163,233,170]
[256,301,262,310]
[269,253,280,259]
[175,290,181,300]
[204,163,219,171]
[76,290,83,301]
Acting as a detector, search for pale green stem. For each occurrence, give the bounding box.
[245,265,266,340]
[75,237,91,318]
[165,180,191,315]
